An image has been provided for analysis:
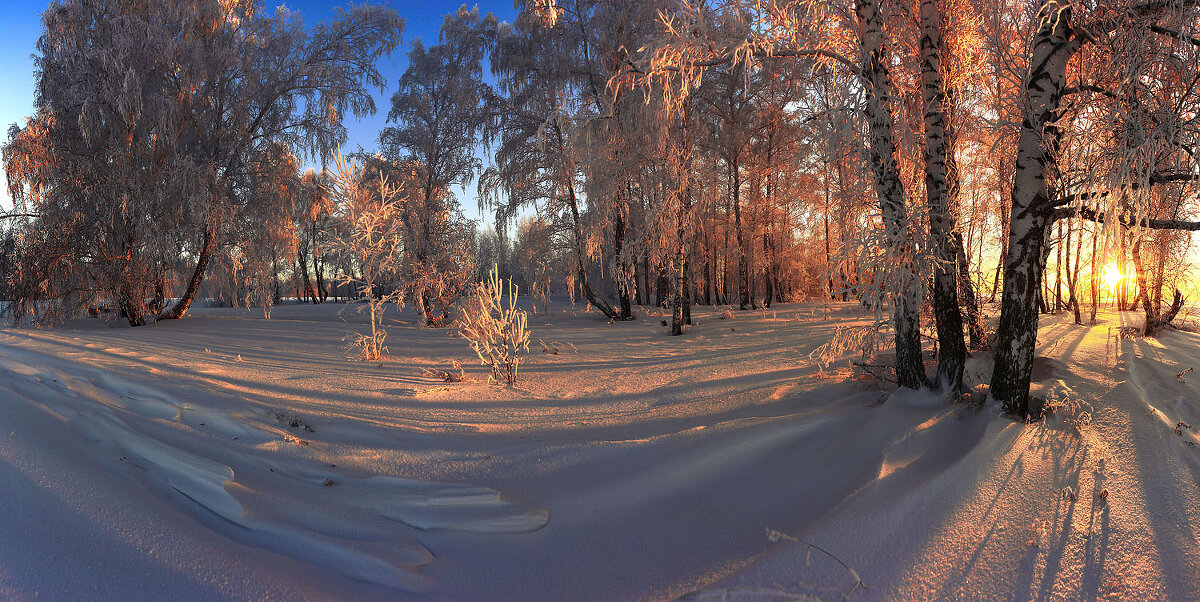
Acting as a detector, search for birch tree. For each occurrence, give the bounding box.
[993,0,1200,416]
[2,0,403,326]
[381,7,495,325]
[159,1,403,321]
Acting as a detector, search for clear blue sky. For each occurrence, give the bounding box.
[0,0,517,217]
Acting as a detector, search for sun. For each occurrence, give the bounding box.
[1101,263,1125,289]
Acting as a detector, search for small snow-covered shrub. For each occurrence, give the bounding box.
[458,266,530,385]
[328,150,405,361]
[422,360,466,383]
[1041,392,1093,431]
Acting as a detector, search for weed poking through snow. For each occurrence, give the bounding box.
[1040,392,1093,432]
[272,412,314,433]
[422,360,466,383]
[765,528,866,597]
[1027,519,1045,547]
[1061,486,1077,502]
[539,339,577,355]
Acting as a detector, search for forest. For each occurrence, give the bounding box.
[6,0,1200,412]
[2,0,1200,599]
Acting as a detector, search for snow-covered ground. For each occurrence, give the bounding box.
[0,300,1197,600]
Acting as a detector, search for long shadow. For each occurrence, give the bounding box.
[1123,337,1200,599]
[933,429,1027,598]
[0,324,879,452]
[1031,435,1087,601]
[930,420,1091,600]
[1081,463,1112,599]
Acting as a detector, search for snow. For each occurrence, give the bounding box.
[0,301,1198,599]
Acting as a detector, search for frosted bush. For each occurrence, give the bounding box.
[328,150,405,361]
[458,266,530,385]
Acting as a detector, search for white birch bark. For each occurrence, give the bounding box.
[918,0,967,392]
[857,0,928,389]
[991,0,1078,416]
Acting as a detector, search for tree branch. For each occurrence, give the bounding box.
[1054,205,1200,230]
[1148,23,1200,48]
[1061,84,1121,101]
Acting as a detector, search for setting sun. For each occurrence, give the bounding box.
[1101,263,1126,289]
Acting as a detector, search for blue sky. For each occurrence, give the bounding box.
[0,0,517,216]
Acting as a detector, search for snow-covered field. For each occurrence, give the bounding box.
[0,300,1198,600]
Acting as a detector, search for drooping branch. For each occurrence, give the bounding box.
[1148,23,1200,48]
[1053,205,1200,230]
[1061,84,1121,101]
[691,46,862,75]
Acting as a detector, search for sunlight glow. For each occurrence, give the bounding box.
[1101,263,1126,290]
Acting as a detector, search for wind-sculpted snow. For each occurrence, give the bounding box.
[0,338,547,594]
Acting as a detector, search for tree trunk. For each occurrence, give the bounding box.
[1090,220,1099,323]
[918,0,966,391]
[991,197,1010,303]
[613,210,633,320]
[634,256,644,306]
[314,235,328,303]
[1131,238,1184,335]
[729,158,751,311]
[1066,217,1084,324]
[858,0,927,390]
[683,256,692,325]
[1054,221,1064,311]
[159,221,216,321]
[644,255,652,306]
[566,175,621,321]
[990,0,1076,417]
[298,256,316,303]
[957,235,987,349]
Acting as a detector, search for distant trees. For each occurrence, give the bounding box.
[512,216,563,314]
[159,2,403,322]
[615,0,1200,413]
[294,170,335,304]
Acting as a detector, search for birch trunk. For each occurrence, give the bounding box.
[159,217,217,322]
[918,0,966,391]
[956,235,987,349]
[730,157,751,311]
[991,0,1077,417]
[857,0,927,390]
[613,210,633,320]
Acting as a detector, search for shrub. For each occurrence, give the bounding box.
[458,266,530,385]
[328,150,405,360]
